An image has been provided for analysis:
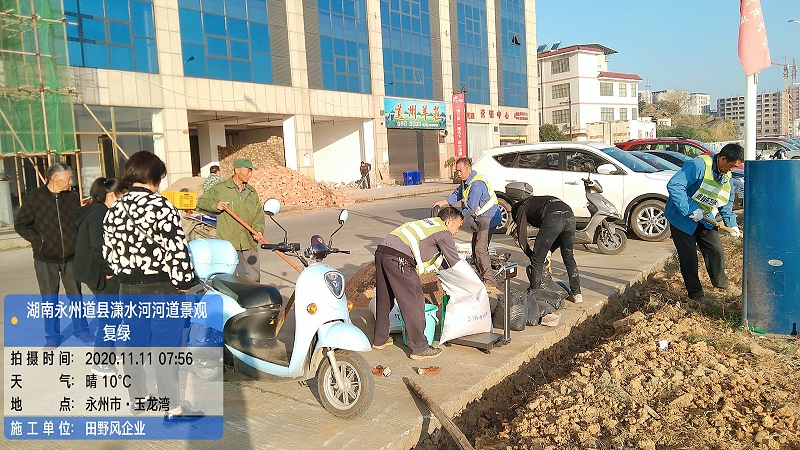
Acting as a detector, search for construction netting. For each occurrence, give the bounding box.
[0,0,76,155]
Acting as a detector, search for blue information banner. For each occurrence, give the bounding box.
[4,293,224,440]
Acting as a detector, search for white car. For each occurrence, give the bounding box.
[473,141,674,241]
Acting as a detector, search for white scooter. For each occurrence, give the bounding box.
[186,199,374,419]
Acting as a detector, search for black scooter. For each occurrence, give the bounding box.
[505,173,627,255]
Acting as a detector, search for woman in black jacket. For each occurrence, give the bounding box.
[74,177,127,375]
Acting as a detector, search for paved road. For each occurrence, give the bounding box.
[1,192,675,449]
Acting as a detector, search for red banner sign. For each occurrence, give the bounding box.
[452,92,467,158]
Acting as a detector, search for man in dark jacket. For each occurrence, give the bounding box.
[14,163,92,348]
[510,195,582,303]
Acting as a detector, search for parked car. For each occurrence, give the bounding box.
[640,150,743,210]
[755,138,800,159]
[615,137,716,158]
[629,151,681,171]
[472,141,673,242]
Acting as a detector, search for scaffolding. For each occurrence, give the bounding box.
[0,0,131,221]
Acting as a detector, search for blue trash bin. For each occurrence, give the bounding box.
[412,170,422,185]
[403,171,414,186]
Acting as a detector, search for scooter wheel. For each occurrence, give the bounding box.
[316,350,374,419]
[596,227,627,255]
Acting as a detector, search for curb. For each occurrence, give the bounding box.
[352,186,455,204]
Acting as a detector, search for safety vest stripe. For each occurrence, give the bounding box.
[691,155,732,212]
[398,227,425,270]
[463,173,499,217]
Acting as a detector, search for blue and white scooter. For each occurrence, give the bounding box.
[187,199,374,418]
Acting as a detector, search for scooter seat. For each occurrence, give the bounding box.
[210,274,283,309]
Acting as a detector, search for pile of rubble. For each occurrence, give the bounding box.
[248,166,352,209]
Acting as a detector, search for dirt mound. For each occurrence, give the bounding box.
[248,166,352,209]
[346,263,447,309]
[421,234,800,450]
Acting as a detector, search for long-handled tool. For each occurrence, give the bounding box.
[702,216,736,234]
[405,378,475,450]
[219,204,301,332]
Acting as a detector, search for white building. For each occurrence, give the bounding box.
[652,90,710,115]
[537,44,641,141]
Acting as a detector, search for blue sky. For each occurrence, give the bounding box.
[535,0,798,105]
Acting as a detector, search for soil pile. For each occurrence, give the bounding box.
[346,262,446,309]
[422,236,800,450]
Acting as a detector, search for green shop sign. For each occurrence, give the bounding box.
[384,98,446,129]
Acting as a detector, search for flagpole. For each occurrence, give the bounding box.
[744,73,757,161]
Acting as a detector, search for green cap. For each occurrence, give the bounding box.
[233,158,254,169]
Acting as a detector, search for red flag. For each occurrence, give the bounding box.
[738,0,771,75]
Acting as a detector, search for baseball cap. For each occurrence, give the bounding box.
[233,158,255,169]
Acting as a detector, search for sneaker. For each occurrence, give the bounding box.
[44,337,62,350]
[715,284,742,297]
[73,330,95,344]
[163,407,204,427]
[372,337,394,349]
[568,293,583,304]
[92,364,118,376]
[410,346,442,360]
[540,313,560,327]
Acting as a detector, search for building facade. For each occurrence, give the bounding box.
[652,90,710,116]
[716,89,796,137]
[536,44,641,141]
[1,0,544,195]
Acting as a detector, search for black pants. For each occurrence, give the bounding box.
[670,223,728,299]
[373,251,428,354]
[527,212,581,295]
[120,281,184,411]
[90,276,121,349]
[466,214,495,284]
[34,259,87,341]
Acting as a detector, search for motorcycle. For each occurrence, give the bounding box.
[505,172,627,255]
[186,199,374,419]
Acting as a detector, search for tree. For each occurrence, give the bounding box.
[539,123,568,141]
[657,124,701,140]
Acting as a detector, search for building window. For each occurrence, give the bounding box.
[601,107,614,121]
[632,108,638,120]
[380,0,433,99]
[551,57,569,74]
[65,0,158,73]
[178,0,274,83]
[631,84,637,97]
[552,109,569,124]
[619,83,627,97]
[456,0,490,104]
[619,108,627,121]
[499,0,527,107]
[600,82,613,96]
[551,83,570,100]
[310,0,371,93]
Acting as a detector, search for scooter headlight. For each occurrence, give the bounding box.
[324,271,345,299]
[307,303,318,314]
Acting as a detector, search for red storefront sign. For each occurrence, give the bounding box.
[452,92,467,158]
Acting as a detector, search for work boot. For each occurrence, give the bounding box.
[410,346,442,360]
[715,284,742,297]
[73,330,95,344]
[540,313,560,327]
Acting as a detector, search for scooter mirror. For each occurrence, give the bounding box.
[263,198,281,216]
[338,209,349,224]
[597,164,616,175]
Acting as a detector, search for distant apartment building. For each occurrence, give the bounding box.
[638,87,653,105]
[652,90,710,115]
[536,44,642,141]
[717,89,797,137]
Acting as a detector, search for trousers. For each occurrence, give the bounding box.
[34,259,87,341]
[373,251,428,354]
[527,213,581,294]
[670,223,728,299]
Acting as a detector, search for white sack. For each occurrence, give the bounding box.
[437,259,493,343]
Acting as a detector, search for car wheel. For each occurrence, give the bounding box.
[495,198,512,234]
[630,200,670,242]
